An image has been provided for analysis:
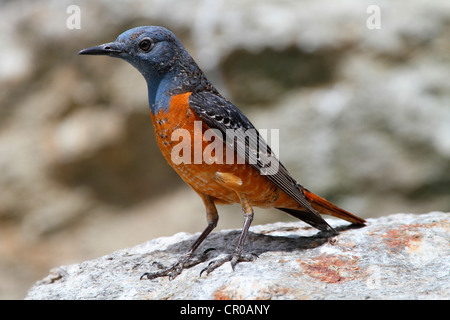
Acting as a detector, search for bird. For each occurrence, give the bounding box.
[79,26,365,280]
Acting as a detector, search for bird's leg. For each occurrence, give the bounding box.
[231,193,256,268]
[140,194,218,280]
[200,192,257,276]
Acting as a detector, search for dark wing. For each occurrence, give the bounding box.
[188,91,335,233]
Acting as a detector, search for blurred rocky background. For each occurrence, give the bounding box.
[0,0,449,299]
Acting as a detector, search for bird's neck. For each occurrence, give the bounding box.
[146,72,173,114]
[144,59,216,114]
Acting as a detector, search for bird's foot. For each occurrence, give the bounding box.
[140,248,215,280]
[200,251,258,277]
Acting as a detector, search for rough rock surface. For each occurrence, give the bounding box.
[26,212,449,300]
[2,0,450,299]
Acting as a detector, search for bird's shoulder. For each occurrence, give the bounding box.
[188,90,255,131]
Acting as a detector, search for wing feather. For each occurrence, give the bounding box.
[188,91,335,232]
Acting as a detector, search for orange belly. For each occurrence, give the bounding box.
[150,92,296,208]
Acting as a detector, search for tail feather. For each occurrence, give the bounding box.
[277,188,365,232]
[276,207,337,233]
[302,188,366,225]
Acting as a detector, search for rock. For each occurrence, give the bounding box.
[2,0,450,299]
[25,212,449,300]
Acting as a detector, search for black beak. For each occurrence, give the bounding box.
[78,42,124,56]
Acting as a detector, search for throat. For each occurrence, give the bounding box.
[147,74,173,114]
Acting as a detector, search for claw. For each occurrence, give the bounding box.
[199,261,215,278]
[140,248,216,280]
[199,252,258,277]
[140,272,153,280]
[203,248,216,255]
[140,261,183,280]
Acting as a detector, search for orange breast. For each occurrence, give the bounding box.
[150,92,296,208]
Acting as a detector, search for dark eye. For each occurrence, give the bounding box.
[139,38,153,52]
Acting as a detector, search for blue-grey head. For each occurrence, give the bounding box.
[79,26,214,112]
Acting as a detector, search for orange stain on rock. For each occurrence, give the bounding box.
[297,254,361,284]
